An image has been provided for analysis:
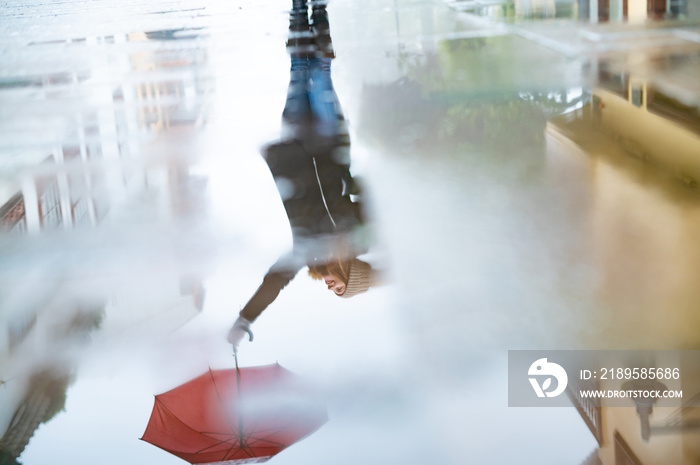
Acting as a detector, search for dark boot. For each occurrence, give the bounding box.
[310,2,334,59]
[287,0,315,58]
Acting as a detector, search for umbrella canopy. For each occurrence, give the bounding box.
[141,364,327,464]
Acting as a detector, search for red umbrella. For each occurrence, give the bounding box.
[141,356,327,464]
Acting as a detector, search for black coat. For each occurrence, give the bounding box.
[264,137,362,245]
[239,135,365,322]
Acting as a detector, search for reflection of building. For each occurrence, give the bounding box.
[0,153,104,234]
[449,0,691,20]
[0,26,212,235]
[0,302,102,463]
[0,371,72,462]
[579,0,689,21]
[94,275,205,343]
[592,69,700,184]
[546,72,700,464]
[567,355,700,465]
[514,0,575,18]
[546,75,700,348]
[126,30,210,133]
[452,0,579,19]
[0,27,213,463]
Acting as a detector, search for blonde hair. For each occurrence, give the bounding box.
[308,259,352,284]
[308,239,357,284]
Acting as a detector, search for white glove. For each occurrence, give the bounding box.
[227,316,254,349]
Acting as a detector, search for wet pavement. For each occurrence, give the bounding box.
[2,0,700,464]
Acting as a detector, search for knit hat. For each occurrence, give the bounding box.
[340,259,373,298]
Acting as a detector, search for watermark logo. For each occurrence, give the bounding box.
[528,358,568,398]
[509,350,695,407]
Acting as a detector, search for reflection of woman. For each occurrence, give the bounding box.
[228,0,374,348]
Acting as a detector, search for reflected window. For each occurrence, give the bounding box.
[0,192,26,234]
[599,69,628,98]
[647,88,700,136]
[630,85,643,108]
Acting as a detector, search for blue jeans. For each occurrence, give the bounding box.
[282,57,344,137]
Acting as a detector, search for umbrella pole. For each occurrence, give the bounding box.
[233,347,248,453]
